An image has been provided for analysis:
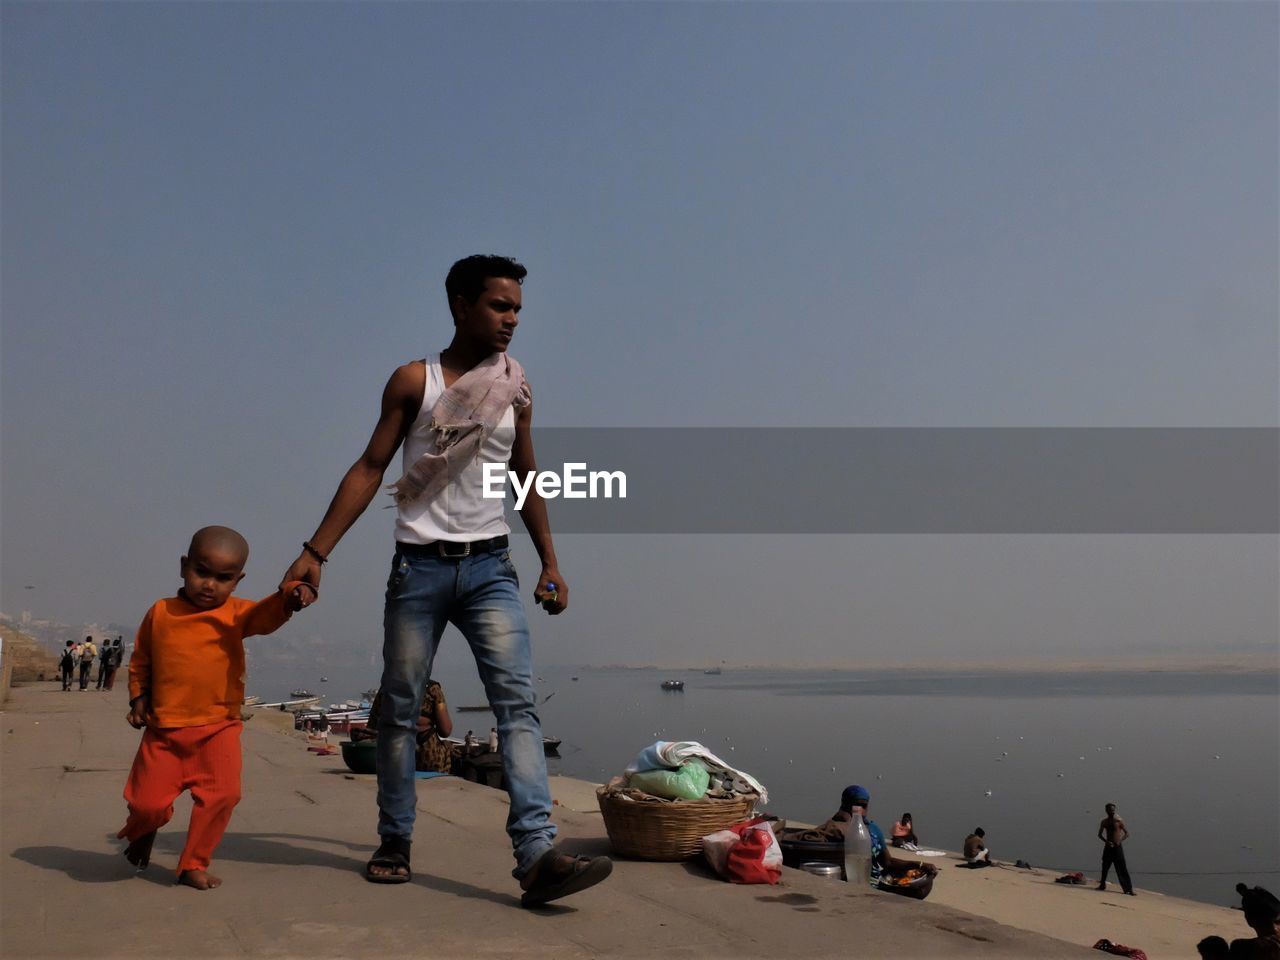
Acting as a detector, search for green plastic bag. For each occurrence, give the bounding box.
[627,759,710,800]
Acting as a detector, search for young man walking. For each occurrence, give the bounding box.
[282,255,611,907]
[77,637,97,690]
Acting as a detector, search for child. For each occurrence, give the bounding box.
[118,525,315,890]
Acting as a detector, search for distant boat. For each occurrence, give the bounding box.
[242,695,262,705]
[320,677,328,682]
[660,679,685,691]
[291,688,314,698]
[703,667,722,675]
[571,676,579,682]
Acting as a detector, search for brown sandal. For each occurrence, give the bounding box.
[364,836,411,884]
[519,849,612,907]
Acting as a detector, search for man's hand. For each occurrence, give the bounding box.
[285,582,319,612]
[281,553,323,603]
[127,696,148,729]
[535,568,567,615]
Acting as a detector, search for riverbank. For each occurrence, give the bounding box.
[582,652,1279,673]
[1,681,1242,958]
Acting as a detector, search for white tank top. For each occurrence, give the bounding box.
[393,354,515,544]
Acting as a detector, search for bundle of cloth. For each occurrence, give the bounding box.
[622,741,768,803]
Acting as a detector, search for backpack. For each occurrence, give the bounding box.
[60,649,75,669]
[80,646,94,662]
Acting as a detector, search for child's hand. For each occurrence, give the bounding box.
[286,582,318,612]
[127,696,148,729]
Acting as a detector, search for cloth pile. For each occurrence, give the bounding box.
[612,740,768,803]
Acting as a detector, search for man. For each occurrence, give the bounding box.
[95,638,113,689]
[963,827,991,866]
[783,785,938,887]
[846,786,938,887]
[1097,802,1135,895]
[77,636,97,691]
[103,637,125,690]
[59,640,77,691]
[282,255,611,908]
[1230,883,1280,958]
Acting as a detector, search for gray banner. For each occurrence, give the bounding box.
[489,428,1279,533]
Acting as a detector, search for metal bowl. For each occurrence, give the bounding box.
[800,862,843,879]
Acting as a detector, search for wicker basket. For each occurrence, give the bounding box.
[596,786,757,861]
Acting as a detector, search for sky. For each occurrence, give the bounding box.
[2,2,1276,676]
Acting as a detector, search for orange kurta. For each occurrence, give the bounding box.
[128,590,294,728]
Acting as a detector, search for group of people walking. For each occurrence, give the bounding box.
[60,636,123,691]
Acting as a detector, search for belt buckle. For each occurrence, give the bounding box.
[437,541,470,558]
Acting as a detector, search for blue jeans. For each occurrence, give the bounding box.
[377,545,556,878]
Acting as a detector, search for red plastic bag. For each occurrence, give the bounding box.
[1093,939,1148,960]
[702,816,782,885]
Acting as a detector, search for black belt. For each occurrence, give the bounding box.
[397,535,508,559]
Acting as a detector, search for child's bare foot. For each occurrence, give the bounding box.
[123,832,156,870]
[178,869,221,890]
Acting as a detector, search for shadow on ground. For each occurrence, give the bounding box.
[15,828,613,910]
[11,847,172,886]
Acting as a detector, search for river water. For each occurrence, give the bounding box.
[252,663,1278,908]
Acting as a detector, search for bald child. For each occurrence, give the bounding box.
[118,526,315,889]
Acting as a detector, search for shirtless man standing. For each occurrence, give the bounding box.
[1096,802,1135,895]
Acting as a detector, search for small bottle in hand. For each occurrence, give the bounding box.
[541,582,558,612]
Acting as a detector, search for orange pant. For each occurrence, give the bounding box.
[117,719,242,873]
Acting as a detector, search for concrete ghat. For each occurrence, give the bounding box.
[1,683,1213,959]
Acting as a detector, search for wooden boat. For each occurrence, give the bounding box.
[328,715,370,735]
[460,689,554,711]
[660,679,685,691]
[443,736,561,757]
[254,696,321,709]
[293,707,371,734]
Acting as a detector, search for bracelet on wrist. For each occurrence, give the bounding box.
[303,541,329,564]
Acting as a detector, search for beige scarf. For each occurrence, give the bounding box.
[387,353,531,506]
